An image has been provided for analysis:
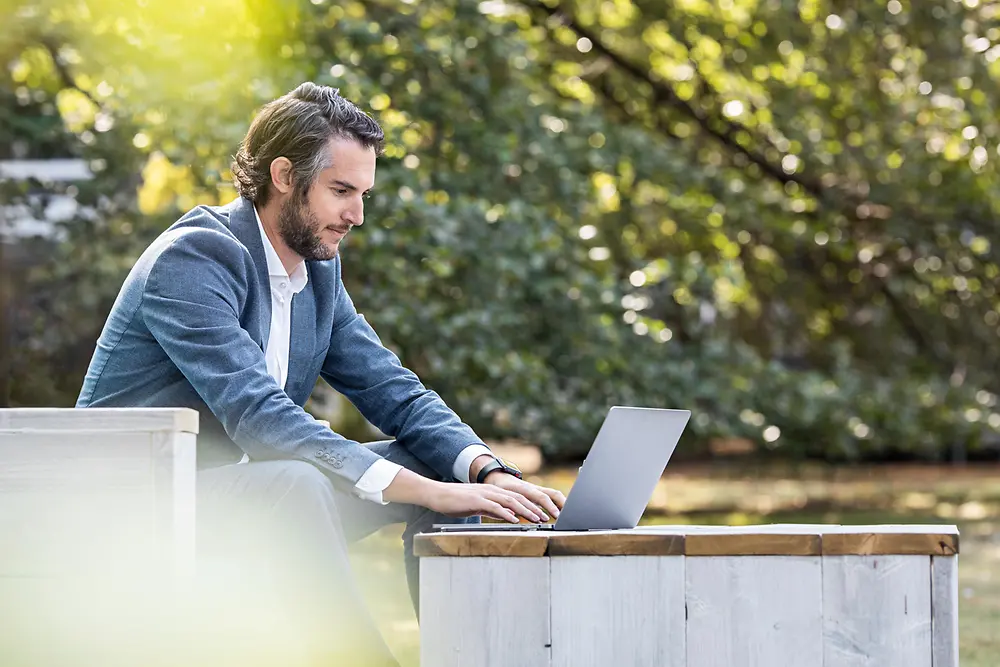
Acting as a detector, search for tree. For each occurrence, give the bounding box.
[2,0,997,461]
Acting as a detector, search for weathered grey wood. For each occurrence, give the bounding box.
[0,409,199,665]
[823,555,932,667]
[0,409,199,577]
[420,556,550,667]
[931,556,959,667]
[0,430,160,576]
[686,555,823,667]
[0,407,199,434]
[155,430,198,579]
[416,526,958,666]
[550,555,684,667]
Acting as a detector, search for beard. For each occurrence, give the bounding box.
[276,191,337,261]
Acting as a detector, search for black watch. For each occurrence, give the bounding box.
[476,457,523,484]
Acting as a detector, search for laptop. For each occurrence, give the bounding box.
[434,406,690,532]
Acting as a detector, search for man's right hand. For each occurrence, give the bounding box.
[382,468,547,523]
[426,481,548,523]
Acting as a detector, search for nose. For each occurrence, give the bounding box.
[344,202,364,227]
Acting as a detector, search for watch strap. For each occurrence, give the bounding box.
[475,457,523,484]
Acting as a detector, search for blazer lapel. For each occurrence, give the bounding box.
[227,197,272,352]
[287,278,317,396]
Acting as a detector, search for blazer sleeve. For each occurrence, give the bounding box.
[319,257,483,481]
[141,228,382,484]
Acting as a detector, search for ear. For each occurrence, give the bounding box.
[269,157,294,195]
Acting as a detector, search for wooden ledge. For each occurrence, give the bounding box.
[414,532,550,557]
[548,532,684,556]
[415,524,959,557]
[686,532,821,556]
[822,525,959,556]
[0,408,200,434]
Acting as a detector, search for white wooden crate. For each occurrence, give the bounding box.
[0,408,199,667]
[417,524,959,667]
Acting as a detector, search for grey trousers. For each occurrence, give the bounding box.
[193,440,477,667]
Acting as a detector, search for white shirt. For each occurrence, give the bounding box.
[253,208,492,503]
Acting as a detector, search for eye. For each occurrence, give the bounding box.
[362,191,372,201]
[333,188,349,195]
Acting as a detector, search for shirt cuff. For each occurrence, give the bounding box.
[452,444,495,484]
[353,458,404,505]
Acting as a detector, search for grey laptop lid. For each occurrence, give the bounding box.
[551,406,690,531]
[433,406,690,533]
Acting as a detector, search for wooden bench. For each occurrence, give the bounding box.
[0,408,199,664]
[416,524,959,667]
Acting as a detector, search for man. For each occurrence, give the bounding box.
[77,82,564,665]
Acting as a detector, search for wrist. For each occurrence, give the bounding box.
[468,453,496,483]
[482,469,508,485]
[383,468,444,507]
[475,457,524,484]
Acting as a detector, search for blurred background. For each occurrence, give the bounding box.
[1,0,998,663]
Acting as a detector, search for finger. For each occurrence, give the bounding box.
[505,489,549,521]
[508,487,552,520]
[508,485,552,520]
[543,486,567,510]
[493,493,540,523]
[523,488,559,519]
[481,499,518,523]
[505,489,549,522]
[488,489,542,523]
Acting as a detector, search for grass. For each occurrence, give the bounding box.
[349,462,1000,666]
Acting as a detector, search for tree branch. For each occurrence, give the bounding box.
[516,0,1000,371]
[517,0,827,197]
[38,39,102,111]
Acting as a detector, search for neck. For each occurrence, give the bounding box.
[257,199,303,275]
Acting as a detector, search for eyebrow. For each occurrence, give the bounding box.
[332,179,374,194]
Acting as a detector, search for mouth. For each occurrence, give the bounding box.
[326,225,350,238]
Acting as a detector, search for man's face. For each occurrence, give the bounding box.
[277,136,376,261]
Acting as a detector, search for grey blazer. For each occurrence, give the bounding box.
[77,196,482,485]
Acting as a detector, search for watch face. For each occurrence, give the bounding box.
[498,457,521,474]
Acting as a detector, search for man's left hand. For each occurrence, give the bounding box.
[484,472,566,523]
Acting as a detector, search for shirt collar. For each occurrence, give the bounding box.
[254,206,308,292]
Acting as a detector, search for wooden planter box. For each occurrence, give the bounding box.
[0,408,199,665]
[416,524,959,667]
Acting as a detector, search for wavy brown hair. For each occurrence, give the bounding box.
[231,82,384,206]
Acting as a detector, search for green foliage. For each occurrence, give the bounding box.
[2,0,998,461]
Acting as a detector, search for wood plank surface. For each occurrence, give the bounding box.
[686,556,823,667]
[685,532,821,556]
[414,532,550,557]
[931,556,959,667]
[550,555,685,667]
[823,555,932,667]
[823,531,958,556]
[548,531,684,556]
[0,431,158,575]
[420,557,550,667]
[414,525,959,557]
[634,523,832,533]
[0,428,197,577]
[0,408,199,434]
